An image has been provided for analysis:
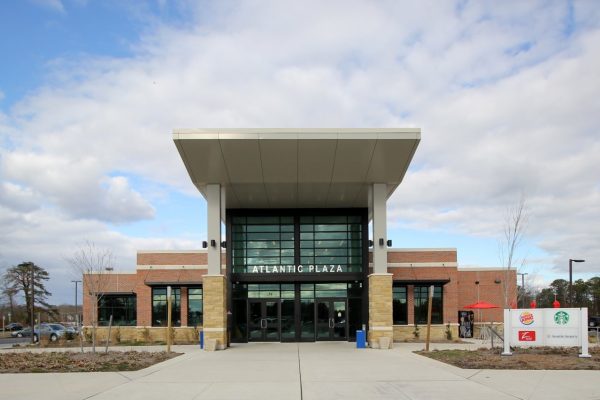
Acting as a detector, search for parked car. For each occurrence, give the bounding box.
[3,322,23,332]
[12,327,32,338]
[589,316,600,328]
[11,324,71,342]
[49,323,75,340]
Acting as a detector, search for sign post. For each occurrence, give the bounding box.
[502,309,512,355]
[425,285,433,352]
[166,286,172,353]
[580,308,591,358]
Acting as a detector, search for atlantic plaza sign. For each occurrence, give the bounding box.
[249,264,344,273]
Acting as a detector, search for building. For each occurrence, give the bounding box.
[83,129,516,348]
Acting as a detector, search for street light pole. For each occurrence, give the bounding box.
[71,280,82,327]
[30,263,35,345]
[568,259,585,307]
[517,273,528,308]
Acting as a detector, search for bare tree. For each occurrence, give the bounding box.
[66,241,114,353]
[498,196,528,308]
[1,270,18,317]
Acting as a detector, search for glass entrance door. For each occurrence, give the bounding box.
[248,300,280,342]
[316,299,347,341]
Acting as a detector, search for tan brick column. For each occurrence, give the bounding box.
[368,273,393,348]
[203,275,228,350]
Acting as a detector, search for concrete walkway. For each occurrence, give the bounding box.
[1,342,599,400]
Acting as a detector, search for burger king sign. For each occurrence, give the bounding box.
[519,311,534,325]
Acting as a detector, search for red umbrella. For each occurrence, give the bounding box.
[463,301,500,309]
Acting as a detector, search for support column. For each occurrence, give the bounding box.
[368,183,392,348]
[370,183,388,273]
[204,184,227,350]
[368,273,393,348]
[206,184,223,275]
[203,275,228,350]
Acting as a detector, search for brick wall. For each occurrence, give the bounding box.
[456,269,517,322]
[388,266,459,324]
[83,268,208,327]
[82,273,137,325]
[137,251,225,266]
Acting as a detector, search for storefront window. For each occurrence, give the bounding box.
[230,213,364,274]
[231,216,295,273]
[414,285,443,324]
[392,286,407,325]
[299,216,362,273]
[187,287,203,327]
[152,287,181,327]
[97,294,136,326]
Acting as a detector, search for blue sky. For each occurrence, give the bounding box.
[1,0,599,304]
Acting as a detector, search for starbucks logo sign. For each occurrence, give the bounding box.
[554,311,569,325]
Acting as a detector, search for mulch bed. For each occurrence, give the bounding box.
[416,347,600,370]
[0,351,181,373]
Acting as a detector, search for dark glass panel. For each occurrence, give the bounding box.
[314,216,347,224]
[348,297,362,339]
[300,257,314,264]
[300,299,315,340]
[281,300,295,340]
[332,301,346,339]
[188,287,203,327]
[232,299,247,341]
[314,248,348,256]
[246,225,279,232]
[315,256,348,264]
[315,232,347,240]
[314,240,347,248]
[316,301,330,339]
[97,294,137,326]
[152,287,180,327]
[316,283,347,290]
[264,301,280,340]
[247,216,279,224]
[247,232,280,241]
[393,286,408,325]
[315,224,348,232]
[414,285,443,324]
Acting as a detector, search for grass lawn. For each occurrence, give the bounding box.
[416,347,600,370]
[0,351,181,373]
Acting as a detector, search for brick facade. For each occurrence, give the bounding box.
[82,249,516,342]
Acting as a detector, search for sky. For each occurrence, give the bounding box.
[0,0,599,305]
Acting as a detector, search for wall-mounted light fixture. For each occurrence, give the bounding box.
[386,239,392,247]
[379,238,384,246]
[210,239,216,247]
[494,279,501,284]
[202,241,208,249]
[368,240,373,247]
[221,241,227,249]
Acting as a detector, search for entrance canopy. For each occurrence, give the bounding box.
[173,128,420,208]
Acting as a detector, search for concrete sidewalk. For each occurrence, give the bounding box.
[1,342,599,400]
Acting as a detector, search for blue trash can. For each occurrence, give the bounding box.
[356,330,366,349]
[199,331,204,349]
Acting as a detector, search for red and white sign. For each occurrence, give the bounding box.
[518,330,536,341]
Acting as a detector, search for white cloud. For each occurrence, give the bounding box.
[1,152,155,223]
[1,0,600,303]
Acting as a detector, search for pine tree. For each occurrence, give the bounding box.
[4,262,56,318]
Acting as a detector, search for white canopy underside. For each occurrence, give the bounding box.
[173,128,420,209]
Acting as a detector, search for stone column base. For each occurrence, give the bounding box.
[203,275,228,350]
[368,273,393,349]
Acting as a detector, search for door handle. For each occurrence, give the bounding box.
[329,318,334,328]
[261,319,266,329]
